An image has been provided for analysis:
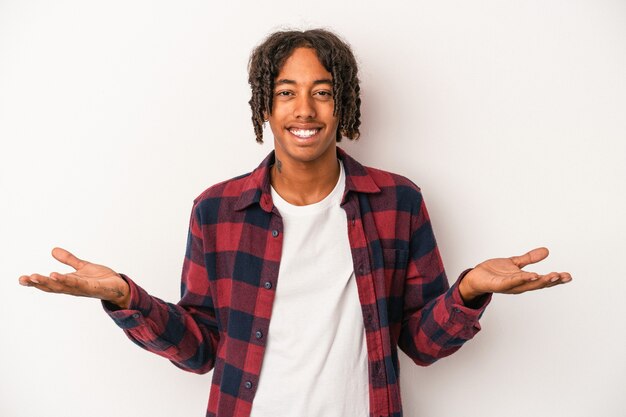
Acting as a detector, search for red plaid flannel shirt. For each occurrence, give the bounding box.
[105,148,490,417]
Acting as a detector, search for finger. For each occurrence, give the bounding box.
[19,272,60,286]
[18,275,35,286]
[51,247,87,270]
[490,270,557,294]
[19,272,80,295]
[546,272,572,285]
[509,247,549,268]
[506,272,572,294]
[560,272,573,283]
[19,273,60,291]
[28,282,56,293]
[27,273,48,285]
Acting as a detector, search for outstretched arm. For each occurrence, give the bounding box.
[397,189,572,366]
[18,247,130,308]
[19,242,219,374]
[459,247,572,305]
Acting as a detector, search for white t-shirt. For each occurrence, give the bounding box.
[250,160,369,417]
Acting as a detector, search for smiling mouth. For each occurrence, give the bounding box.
[289,128,320,139]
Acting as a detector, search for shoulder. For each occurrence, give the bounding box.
[340,148,427,213]
[340,148,424,204]
[189,171,256,224]
[192,171,253,204]
[364,165,422,192]
[191,150,274,212]
[364,165,425,208]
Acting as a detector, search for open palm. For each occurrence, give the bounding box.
[18,247,130,308]
[459,247,572,301]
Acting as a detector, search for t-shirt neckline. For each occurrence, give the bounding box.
[270,160,345,216]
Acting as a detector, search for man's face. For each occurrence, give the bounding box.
[268,47,339,167]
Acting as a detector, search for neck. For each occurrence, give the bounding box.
[270,150,340,206]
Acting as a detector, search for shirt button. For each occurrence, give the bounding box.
[255,330,263,339]
[264,281,272,290]
[366,315,373,323]
[132,313,140,319]
[271,229,279,237]
[244,381,253,389]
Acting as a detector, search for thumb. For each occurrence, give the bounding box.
[51,247,88,270]
[509,247,549,268]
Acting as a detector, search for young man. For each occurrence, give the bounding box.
[19,29,572,417]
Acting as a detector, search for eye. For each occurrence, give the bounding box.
[275,90,293,97]
[315,90,333,100]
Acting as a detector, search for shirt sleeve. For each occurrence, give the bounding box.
[102,203,219,374]
[397,194,491,366]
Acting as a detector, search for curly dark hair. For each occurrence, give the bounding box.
[248,29,361,143]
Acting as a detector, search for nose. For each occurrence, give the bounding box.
[293,94,316,119]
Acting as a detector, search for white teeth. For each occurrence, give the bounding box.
[289,128,319,138]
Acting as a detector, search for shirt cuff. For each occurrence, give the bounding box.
[102,274,154,329]
[447,268,492,325]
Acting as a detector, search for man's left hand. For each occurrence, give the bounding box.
[458,247,572,303]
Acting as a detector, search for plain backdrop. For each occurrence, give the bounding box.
[1,1,625,416]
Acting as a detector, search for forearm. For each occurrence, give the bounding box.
[398,274,491,366]
[103,275,219,374]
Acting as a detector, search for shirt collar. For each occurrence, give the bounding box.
[234,147,381,212]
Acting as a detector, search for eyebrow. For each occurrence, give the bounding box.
[275,78,333,86]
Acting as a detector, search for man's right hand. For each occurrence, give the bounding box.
[18,247,131,309]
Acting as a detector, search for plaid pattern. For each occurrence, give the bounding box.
[105,148,490,417]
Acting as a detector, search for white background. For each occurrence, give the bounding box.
[1,1,625,416]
